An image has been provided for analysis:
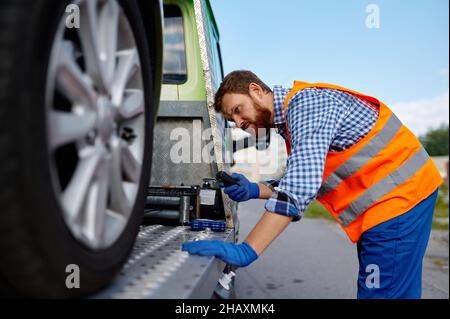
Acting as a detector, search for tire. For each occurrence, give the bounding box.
[0,0,156,297]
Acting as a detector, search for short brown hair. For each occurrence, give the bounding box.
[214,70,272,112]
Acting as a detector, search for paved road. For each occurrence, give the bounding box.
[234,199,449,299]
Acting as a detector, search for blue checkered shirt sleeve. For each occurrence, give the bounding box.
[264,88,378,221]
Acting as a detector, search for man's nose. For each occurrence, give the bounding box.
[234,117,244,129]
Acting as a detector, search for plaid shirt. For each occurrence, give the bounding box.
[262,85,379,221]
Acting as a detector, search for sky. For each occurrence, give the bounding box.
[209,0,449,136]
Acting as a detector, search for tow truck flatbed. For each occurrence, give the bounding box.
[92,225,234,299]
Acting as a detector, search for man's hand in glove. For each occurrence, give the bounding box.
[181,240,258,267]
[219,173,260,202]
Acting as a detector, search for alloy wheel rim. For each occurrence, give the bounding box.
[45,0,146,250]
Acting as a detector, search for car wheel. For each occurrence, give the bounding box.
[0,0,155,297]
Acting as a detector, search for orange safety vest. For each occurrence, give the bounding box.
[283,81,443,242]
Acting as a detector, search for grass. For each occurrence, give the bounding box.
[304,184,449,231]
[304,201,334,221]
[433,184,449,230]
[432,221,449,231]
[432,258,447,269]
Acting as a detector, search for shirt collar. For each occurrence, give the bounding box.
[273,85,291,125]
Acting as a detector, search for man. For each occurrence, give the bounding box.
[182,70,443,298]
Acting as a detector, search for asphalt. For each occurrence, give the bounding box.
[234,199,449,299]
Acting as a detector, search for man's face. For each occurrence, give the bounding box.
[221,91,273,137]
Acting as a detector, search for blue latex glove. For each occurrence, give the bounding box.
[181,240,258,267]
[219,173,260,202]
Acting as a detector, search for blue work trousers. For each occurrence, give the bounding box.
[357,189,439,299]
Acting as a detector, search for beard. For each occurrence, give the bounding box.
[250,100,273,138]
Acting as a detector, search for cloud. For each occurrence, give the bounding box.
[390,92,449,136]
[440,67,449,77]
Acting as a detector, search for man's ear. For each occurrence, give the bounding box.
[249,82,263,100]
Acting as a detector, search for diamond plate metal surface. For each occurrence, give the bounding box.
[150,119,214,186]
[92,225,233,299]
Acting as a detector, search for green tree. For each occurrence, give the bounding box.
[419,124,449,156]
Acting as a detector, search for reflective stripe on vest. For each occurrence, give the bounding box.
[317,113,403,198]
[338,147,429,226]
